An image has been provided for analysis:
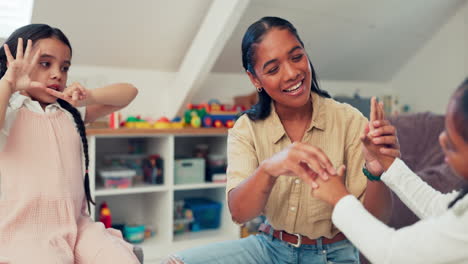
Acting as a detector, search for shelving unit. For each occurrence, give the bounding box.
[87,128,240,263]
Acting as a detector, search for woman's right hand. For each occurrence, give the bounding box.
[3,38,46,92]
[260,142,337,189]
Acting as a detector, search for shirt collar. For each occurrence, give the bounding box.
[9,92,62,112]
[269,92,326,144]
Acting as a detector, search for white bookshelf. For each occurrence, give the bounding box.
[87,128,240,263]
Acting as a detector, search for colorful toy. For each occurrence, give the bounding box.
[213,120,223,128]
[99,202,112,228]
[190,112,202,128]
[109,112,121,129]
[124,116,152,129]
[153,117,171,129]
[225,119,235,128]
[183,99,245,128]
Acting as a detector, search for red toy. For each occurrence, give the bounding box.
[99,202,112,228]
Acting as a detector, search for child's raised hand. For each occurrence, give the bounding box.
[312,165,349,206]
[361,97,400,174]
[3,38,47,92]
[46,82,89,107]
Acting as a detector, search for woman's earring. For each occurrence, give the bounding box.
[256,87,263,93]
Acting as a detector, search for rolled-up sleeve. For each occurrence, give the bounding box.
[343,110,368,202]
[225,116,259,202]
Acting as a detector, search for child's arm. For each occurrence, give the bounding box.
[46,82,138,123]
[380,158,459,218]
[0,79,13,130]
[0,39,46,129]
[80,83,138,123]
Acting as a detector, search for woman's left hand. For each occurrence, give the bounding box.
[362,97,401,175]
[45,82,90,107]
[312,165,349,206]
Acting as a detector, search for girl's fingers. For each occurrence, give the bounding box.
[30,81,47,90]
[72,90,79,101]
[24,39,32,60]
[4,44,14,63]
[45,88,66,99]
[26,49,41,72]
[16,38,24,59]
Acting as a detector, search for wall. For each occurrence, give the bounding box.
[192,73,392,104]
[69,66,392,119]
[68,2,467,119]
[69,65,176,119]
[390,1,468,114]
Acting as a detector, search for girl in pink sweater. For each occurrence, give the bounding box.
[0,24,140,263]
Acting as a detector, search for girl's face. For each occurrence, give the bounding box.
[439,97,468,180]
[21,37,71,107]
[247,28,312,111]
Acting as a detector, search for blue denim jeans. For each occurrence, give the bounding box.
[173,232,360,264]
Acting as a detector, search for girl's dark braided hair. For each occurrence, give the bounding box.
[57,99,95,213]
[448,77,468,209]
[0,24,95,213]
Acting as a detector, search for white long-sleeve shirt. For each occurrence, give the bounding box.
[332,158,468,264]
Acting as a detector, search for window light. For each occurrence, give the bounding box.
[0,0,34,39]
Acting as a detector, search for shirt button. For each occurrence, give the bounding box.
[295,179,300,184]
[290,207,296,211]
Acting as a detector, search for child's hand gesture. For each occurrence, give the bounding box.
[46,82,90,107]
[312,165,349,206]
[361,97,400,174]
[3,38,47,92]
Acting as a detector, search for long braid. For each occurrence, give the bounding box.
[57,99,95,214]
[448,186,468,209]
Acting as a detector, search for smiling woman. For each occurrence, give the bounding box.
[163,16,399,264]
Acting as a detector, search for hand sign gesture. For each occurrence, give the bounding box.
[361,97,400,174]
[45,82,89,107]
[3,38,46,92]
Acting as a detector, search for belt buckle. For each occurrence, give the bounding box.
[281,232,302,248]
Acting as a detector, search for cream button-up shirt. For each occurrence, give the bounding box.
[226,92,368,239]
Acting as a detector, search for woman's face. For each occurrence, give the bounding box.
[247,28,312,110]
[439,96,468,180]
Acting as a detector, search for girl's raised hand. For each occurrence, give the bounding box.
[45,82,89,107]
[261,142,337,189]
[3,38,46,92]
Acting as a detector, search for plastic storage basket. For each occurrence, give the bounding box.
[184,198,222,230]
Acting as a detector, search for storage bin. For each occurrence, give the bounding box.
[123,224,145,243]
[99,168,136,188]
[174,158,205,184]
[184,198,222,230]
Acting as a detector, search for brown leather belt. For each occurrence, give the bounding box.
[259,223,347,248]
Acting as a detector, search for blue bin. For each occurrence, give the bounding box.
[184,198,222,230]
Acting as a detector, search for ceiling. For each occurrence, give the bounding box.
[16,0,467,82]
